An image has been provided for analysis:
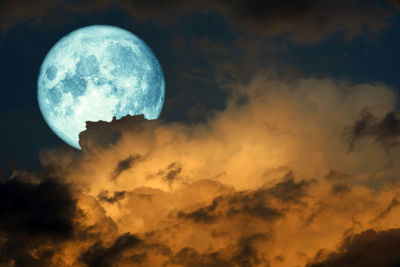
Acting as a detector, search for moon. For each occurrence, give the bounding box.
[37,25,165,149]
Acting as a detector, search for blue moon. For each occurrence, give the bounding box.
[37,25,165,149]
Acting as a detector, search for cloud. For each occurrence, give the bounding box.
[307,229,400,267]
[177,177,311,226]
[97,190,127,203]
[385,0,400,11]
[342,110,400,151]
[3,75,400,266]
[0,0,396,42]
[168,247,230,267]
[110,155,142,181]
[0,174,78,266]
[373,195,400,222]
[203,0,394,42]
[79,233,144,267]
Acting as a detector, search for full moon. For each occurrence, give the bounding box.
[37,25,165,149]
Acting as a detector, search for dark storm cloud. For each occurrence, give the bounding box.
[373,195,400,222]
[0,175,78,267]
[385,0,400,11]
[145,162,184,184]
[232,233,270,267]
[0,0,53,31]
[164,162,182,184]
[307,228,400,267]
[98,190,127,203]
[304,201,329,226]
[325,171,352,196]
[177,196,222,223]
[267,174,311,203]
[79,232,144,267]
[0,0,396,42]
[110,154,142,181]
[325,170,352,181]
[79,229,268,267]
[79,121,122,151]
[167,234,270,267]
[0,177,76,236]
[342,110,400,150]
[178,189,284,223]
[79,115,154,151]
[82,233,272,267]
[168,247,230,267]
[330,183,351,196]
[178,177,310,223]
[226,191,283,221]
[205,0,394,41]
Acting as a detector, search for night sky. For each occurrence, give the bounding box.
[1,1,400,267]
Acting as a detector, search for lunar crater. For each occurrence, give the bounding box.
[46,65,57,81]
[77,55,99,77]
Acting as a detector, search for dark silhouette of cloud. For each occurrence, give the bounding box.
[0,0,396,42]
[168,247,231,267]
[330,183,351,196]
[166,233,270,267]
[342,111,400,150]
[164,162,182,185]
[308,229,400,267]
[79,115,155,151]
[231,233,270,267]
[177,196,222,223]
[206,0,394,41]
[178,177,310,224]
[79,233,144,267]
[110,154,142,181]
[98,190,127,203]
[267,174,311,203]
[373,195,400,222]
[0,175,78,267]
[325,170,352,182]
[178,189,284,223]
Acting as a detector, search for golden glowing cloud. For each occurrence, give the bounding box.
[22,75,398,266]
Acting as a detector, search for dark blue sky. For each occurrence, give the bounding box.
[0,3,399,173]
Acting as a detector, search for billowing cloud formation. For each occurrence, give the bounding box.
[0,0,396,42]
[2,75,400,266]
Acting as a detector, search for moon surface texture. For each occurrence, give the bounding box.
[38,25,165,149]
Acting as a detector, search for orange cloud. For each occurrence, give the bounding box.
[17,76,397,266]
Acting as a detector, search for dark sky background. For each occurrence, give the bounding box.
[2,1,400,267]
[1,0,399,172]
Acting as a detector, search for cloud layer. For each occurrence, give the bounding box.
[2,75,400,266]
[1,0,396,42]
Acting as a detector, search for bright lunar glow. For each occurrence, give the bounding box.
[38,25,165,149]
